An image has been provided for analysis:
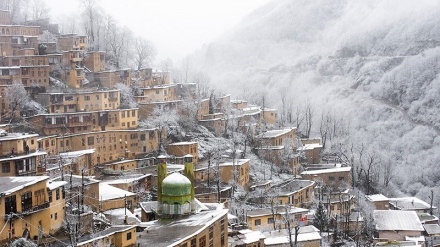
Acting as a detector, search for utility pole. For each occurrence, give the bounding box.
[8,207,12,246]
[124,194,127,224]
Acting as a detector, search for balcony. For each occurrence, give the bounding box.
[3,202,50,220]
[66,120,91,127]
[21,201,50,215]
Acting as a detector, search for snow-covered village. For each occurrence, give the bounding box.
[0,0,440,247]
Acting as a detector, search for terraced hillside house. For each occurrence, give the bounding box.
[0,176,66,244]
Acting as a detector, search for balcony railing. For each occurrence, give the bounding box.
[21,201,50,215]
[4,201,50,220]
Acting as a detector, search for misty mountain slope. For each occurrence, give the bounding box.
[192,0,440,198]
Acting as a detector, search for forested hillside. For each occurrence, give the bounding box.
[192,0,440,202]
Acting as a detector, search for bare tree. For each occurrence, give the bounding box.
[303,101,314,138]
[319,112,332,150]
[80,0,102,50]
[107,24,133,69]
[132,36,156,70]
[30,0,49,20]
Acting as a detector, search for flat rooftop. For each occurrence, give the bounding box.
[277,180,315,195]
[0,132,38,141]
[256,128,295,139]
[0,176,49,195]
[301,166,351,175]
[137,204,228,246]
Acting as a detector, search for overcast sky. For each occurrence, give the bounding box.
[45,0,270,62]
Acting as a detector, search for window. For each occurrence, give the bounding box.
[84,95,90,101]
[255,219,261,226]
[126,232,132,240]
[2,162,10,173]
[21,191,33,212]
[56,188,60,200]
[199,236,206,247]
[190,239,196,247]
[121,112,125,118]
[132,110,136,117]
[5,195,17,214]
[65,96,73,101]
[140,134,146,141]
[34,189,45,205]
[48,191,52,202]
[82,138,85,146]
[87,137,94,145]
[55,212,58,220]
[209,226,214,247]
[268,217,274,224]
[96,95,99,100]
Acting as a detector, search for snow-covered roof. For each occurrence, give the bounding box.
[389,197,435,210]
[254,145,285,150]
[256,128,296,139]
[47,181,67,191]
[373,210,424,231]
[219,159,249,167]
[247,206,309,217]
[0,150,47,162]
[74,226,136,246]
[263,226,321,245]
[103,208,141,225]
[137,204,228,247]
[278,180,315,195]
[236,230,266,244]
[99,183,135,201]
[423,224,440,235]
[231,99,248,104]
[298,143,323,151]
[102,174,151,185]
[168,141,197,146]
[0,132,39,141]
[301,166,351,175]
[59,149,95,158]
[0,176,49,195]
[376,241,421,247]
[139,201,158,213]
[366,194,389,202]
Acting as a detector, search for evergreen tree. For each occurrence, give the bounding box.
[313,201,329,232]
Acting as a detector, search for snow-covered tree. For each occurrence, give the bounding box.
[11,238,37,247]
[5,82,45,123]
[114,83,137,109]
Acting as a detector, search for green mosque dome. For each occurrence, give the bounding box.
[162,172,191,197]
